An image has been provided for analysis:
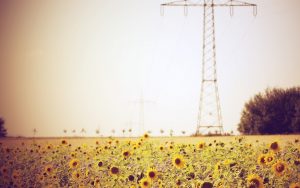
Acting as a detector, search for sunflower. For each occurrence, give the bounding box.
[95,176,101,186]
[122,150,131,158]
[159,146,164,151]
[290,183,300,188]
[176,178,182,186]
[1,166,8,175]
[97,161,103,168]
[272,160,287,176]
[257,154,267,166]
[128,174,135,182]
[246,174,264,188]
[71,170,81,181]
[46,144,53,150]
[44,164,53,174]
[269,141,280,152]
[146,167,158,181]
[69,159,80,169]
[172,155,185,169]
[61,140,68,145]
[201,182,213,188]
[11,170,21,180]
[140,178,151,188]
[70,152,77,158]
[265,153,275,165]
[109,166,120,176]
[197,142,206,149]
[143,133,149,139]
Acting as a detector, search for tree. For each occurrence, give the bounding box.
[0,117,7,137]
[169,129,173,137]
[238,87,300,134]
[160,129,164,136]
[80,128,86,137]
[33,128,37,137]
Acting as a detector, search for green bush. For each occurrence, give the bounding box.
[0,117,7,137]
[238,87,300,134]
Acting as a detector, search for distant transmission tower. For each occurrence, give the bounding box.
[161,0,257,135]
[131,91,155,136]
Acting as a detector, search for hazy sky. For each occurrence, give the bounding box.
[0,0,299,137]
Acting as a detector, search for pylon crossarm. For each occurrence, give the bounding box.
[161,0,256,7]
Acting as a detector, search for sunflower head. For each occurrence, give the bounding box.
[128,174,135,182]
[71,170,81,181]
[122,150,131,158]
[197,142,206,149]
[269,141,280,152]
[44,164,53,174]
[290,183,300,188]
[109,166,120,176]
[176,178,181,186]
[61,140,68,145]
[140,178,151,188]
[69,159,80,169]
[257,154,267,166]
[46,144,53,150]
[159,146,164,151]
[146,167,158,181]
[201,182,213,188]
[1,166,8,175]
[265,153,275,165]
[247,174,264,188]
[272,160,287,176]
[172,155,185,169]
[143,133,149,139]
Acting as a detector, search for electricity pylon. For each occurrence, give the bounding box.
[131,91,155,136]
[161,0,257,135]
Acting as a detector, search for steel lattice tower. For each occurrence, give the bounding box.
[161,0,257,135]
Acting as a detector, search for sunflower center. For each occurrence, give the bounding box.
[143,181,149,186]
[47,168,51,172]
[73,162,77,167]
[270,142,278,150]
[98,161,103,167]
[111,167,119,174]
[123,151,129,156]
[260,157,266,163]
[128,175,134,181]
[249,179,260,188]
[276,164,284,172]
[149,171,155,178]
[175,158,181,165]
[267,157,273,162]
[201,182,213,188]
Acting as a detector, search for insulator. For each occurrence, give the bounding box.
[160,5,165,16]
[253,5,257,17]
[230,6,234,17]
[184,5,188,16]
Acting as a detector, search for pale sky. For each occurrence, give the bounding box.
[0,0,299,137]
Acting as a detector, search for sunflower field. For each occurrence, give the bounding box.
[0,135,299,188]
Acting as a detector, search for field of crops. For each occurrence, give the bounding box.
[0,135,299,188]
